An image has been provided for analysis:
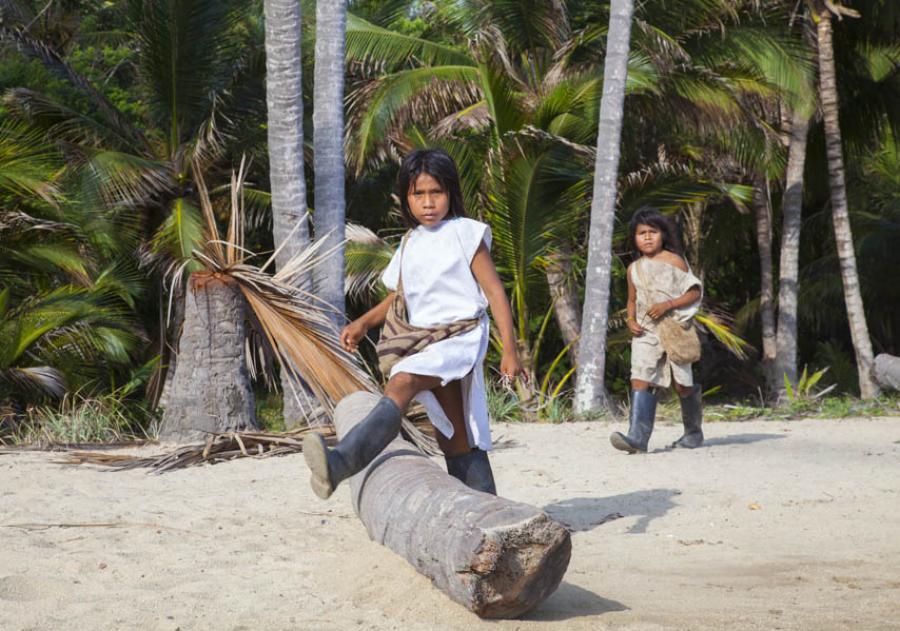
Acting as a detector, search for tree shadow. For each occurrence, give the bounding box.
[520,581,628,621]
[544,488,681,534]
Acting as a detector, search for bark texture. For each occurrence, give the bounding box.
[816,13,880,399]
[159,274,256,442]
[774,110,809,397]
[313,0,347,328]
[753,176,777,394]
[545,247,581,361]
[575,0,634,413]
[264,0,313,424]
[335,392,571,619]
[873,354,900,391]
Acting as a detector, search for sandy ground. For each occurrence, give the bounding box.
[1,415,899,631]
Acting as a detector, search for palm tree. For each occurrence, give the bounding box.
[313,0,348,328]
[573,0,634,414]
[263,0,313,423]
[774,107,811,398]
[809,0,880,398]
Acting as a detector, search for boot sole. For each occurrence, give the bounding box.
[303,433,336,500]
[610,432,645,454]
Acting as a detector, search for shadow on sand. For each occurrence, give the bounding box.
[544,488,681,534]
[698,432,786,447]
[521,581,628,621]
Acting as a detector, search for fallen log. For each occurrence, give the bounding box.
[334,391,571,619]
[873,354,900,391]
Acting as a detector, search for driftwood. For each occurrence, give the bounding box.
[873,354,900,391]
[335,391,571,619]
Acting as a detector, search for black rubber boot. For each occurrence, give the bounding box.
[610,389,657,453]
[445,448,497,495]
[303,397,402,499]
[671,384,703,449]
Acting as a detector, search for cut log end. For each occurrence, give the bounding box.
[333,391,572,619]
[465,513,572,618]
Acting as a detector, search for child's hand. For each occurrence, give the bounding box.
[646,300,673,320]
[627,319,644,336]
[500,350,527,383]
[339,320,367,353]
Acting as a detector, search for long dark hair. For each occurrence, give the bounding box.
[628,206,684,258]
[396,149,466,228]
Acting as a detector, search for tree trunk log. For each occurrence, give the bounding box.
[335,392,571,618]
[873,354,900,391]
[158,273,257,442]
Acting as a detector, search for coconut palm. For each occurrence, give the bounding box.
[313,0,348,327]
[808,0,880,398]
[574,0,634,413]
[263,0,314,426]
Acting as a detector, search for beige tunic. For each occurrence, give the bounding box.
[630,256,703,388]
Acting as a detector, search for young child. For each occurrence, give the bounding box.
[303,148,524,498]
[610,207,704,454]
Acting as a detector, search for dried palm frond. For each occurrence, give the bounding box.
[54,406,438,473]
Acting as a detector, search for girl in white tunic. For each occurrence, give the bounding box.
[303,149,524,499]
[610,207,704,454]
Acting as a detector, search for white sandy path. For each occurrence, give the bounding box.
[1,416,899,631]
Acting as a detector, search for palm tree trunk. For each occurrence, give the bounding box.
[313,0,347,329]
[159,274,257,442]
[815,12,880,398]
[774,109,810,399]
[753,175,778,395]
[545,246,581,361]
[574,0,635,414]
[264,0,313,424]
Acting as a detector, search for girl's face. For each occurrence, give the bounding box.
[634,223,664,256]
[407,173,450,227]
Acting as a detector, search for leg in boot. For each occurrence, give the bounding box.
[430,379,496,493]
[610,387,657,453]
[303,373,441,499]
[445,448,497,494]
[303,396,402,499]
[671,383,703,448]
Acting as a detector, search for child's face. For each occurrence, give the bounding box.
[407,173,450,227]
[635,223,663,256]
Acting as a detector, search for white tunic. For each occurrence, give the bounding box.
[380,217,493,451]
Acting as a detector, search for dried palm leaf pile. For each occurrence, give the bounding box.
[57,413,438,474]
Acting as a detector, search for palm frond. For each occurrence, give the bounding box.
[346,12,473,68]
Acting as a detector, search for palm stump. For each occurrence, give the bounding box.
[333,391,572,618]
[159,272,257,442]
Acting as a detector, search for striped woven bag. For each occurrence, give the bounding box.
[376,234,481,376]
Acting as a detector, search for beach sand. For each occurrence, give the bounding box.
[2,416,899,630]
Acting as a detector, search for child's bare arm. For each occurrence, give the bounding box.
[470,243,526,380]
[339,292,396,353]
[646,286,702,319]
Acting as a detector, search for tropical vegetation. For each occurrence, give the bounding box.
[0,0,897,443]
